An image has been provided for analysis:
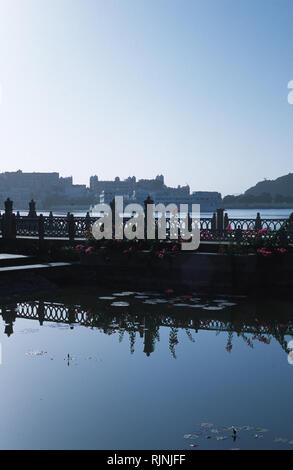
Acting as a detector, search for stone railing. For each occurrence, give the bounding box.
[0,198,291,243]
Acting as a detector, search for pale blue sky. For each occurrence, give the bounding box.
[0,0,292,195]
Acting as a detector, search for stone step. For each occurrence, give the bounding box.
[0,261,73,273]
[0,253,36,267]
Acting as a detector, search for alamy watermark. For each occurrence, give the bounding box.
[91,196,200,251]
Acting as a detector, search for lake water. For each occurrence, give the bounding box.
[1,287,293,450]
[15,208,293,219]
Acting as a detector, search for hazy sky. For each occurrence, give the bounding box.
[0,0,292,196]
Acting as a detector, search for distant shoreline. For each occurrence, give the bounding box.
[223,203,293,210]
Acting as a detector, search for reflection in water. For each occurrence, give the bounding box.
[1,293,293,359]
[0,289,293,449]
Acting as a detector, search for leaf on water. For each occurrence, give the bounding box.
[240,426,254,431]
[201,423,213,428]
[184,434,192,439]
[219,302,237,307]
[211,429,220,434]
[274,438,288,443]
[203,306,224,311]
[256,427,269,433]
[216,436,228,441]
[252,434,263,439]
[99,296,116,300]
[110,302,130,307]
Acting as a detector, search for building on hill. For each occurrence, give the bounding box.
[91,174,222,212]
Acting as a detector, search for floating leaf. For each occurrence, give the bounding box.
[216,436,228,441]
[110,302,130,307]
[274,438,288,443]
[203,306,224,311]
[252,434,263,439]
[256,427,268,433]
[240,426,254,431]
[201,423,213,428]
[99,296,115,300]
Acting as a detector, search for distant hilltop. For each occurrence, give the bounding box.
[223,173,293,208]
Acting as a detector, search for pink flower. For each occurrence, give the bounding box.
[257,228,269,235]
[158,253,164,259]
[257,247,272,257]
[85,246,94,254]
[225,224,232,232]
[184,295,192,301]
[277,248,287,254]
[165,289,174,294]
[75,244,84,250]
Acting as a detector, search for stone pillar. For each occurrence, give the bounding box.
[255,212,262,231]
[85,212,91,232]
[28,199,37,218]
[3,198,15,239]
[216,208,224,233]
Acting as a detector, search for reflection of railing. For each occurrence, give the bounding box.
[1,198,292,243]
[1,299,293,357]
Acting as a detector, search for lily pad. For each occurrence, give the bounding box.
[203,306,224,311]
[274,437,288,443]
[110,302,130,307]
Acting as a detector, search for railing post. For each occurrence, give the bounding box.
[211,213,216,232]
[48,211,54,231]
[144,195,154,240]
[255,212,262,231]
[68,214,75,244]
[28,199,37,218]
[85,211,91,232]
[3,198,14,240]
[216,208,224,234]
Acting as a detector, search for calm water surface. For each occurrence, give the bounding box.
[0,288,293,450]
